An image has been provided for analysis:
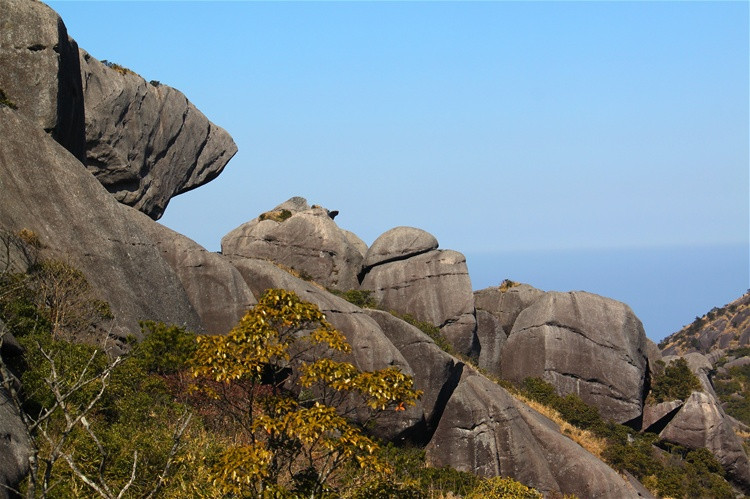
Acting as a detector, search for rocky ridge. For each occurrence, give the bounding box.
[1,1,748,497]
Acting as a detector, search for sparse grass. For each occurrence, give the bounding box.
[101,59,136,76]
[499,278,520,292]
[329,289,378,308]
[258,209,292,223]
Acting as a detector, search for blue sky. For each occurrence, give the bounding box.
[49,1,748,342]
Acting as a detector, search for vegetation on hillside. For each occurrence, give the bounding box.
[647,358,702,405]
[714,348,750,427]
[0,232,544,497]
[516,377,733,499]
[658,291,750,354]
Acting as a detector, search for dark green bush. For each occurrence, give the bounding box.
[329,289,378,309]
[135,320,197,374]
[649,358,702,404]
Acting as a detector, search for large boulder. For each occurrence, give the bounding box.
[425,368,640,497]
[474,282,546,333]
[659,391,750,492]
[361,226,438,271]
[501,291,649,424]
[0,0,85,161]
[222,199,365,291]
[0,107,202,341]
[79,51,237,219]
[141,222,256,335]
[360,236,476,357]
[226,257,421,441]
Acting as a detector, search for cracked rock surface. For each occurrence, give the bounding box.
[360,244,477,357]
[80,51,237,219]
[222,198,364,291]
[0,0,86,161]
[425,368,638,497]
[501,291,649,423]
[0,107,202,341]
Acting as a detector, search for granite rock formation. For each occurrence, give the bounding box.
[222,199,364,291]
[80,51,237,219]
[0,0,85,161]
[501,291,650,424]
[360,230,476,357]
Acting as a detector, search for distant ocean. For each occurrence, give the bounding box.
[464,243,749,344]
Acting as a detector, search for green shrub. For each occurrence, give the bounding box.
[135,320,197,374]
[390,312,454,354]
[329,289,378,309]
[649,358,702,404]
[258,208,292,222]
[465,475,542,499]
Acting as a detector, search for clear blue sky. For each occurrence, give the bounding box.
[49,1,749,342]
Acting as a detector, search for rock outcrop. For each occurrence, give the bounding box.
[474,282,545,333]
[360,229,476,357]
[79,51,237,219]
[501,291,649,424]
[0,0,85,161]
[222,199,364,291]
[142,222,257,335]
[425,368,640,497]
[0,107,202,341]
[659,391,750,492]
[474,309,506,376]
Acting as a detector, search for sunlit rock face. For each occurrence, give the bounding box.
[222,198,365,292]
[360,227,477,357]
[501,291,650,424]
[79,50,237,219]
[0,0,86,161]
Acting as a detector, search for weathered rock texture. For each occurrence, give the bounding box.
[0,0,85,161]
[474,282,545,333]
[501,291,649,424]
[364,309,464,442]
[360,234,476,357]
[361,226,437,271]
[0,107,202,341]
[425,368,639,497]
[222,199,364,291]
[142,222,256,335]
[475,309,506,376]
[79,51,237,219]
[659,391,750,492]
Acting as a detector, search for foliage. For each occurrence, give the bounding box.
[389,311,454,354]
[648,358,702,404]
[189,288,422,497]
[498,279,520,292]
[259,209,293,223]
[100,60,136,76]
[328,289,378,309]
[0,87,18,109]
[713,353,750,426]
[518,377,733,498]
[135,321,197,375]
[465,475,543,499]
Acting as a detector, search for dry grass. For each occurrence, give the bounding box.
[513,393,607,459]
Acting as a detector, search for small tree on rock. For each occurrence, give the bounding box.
[190,288,422,497]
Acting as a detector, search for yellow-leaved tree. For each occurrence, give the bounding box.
[190,289,422,497]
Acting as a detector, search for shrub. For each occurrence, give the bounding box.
[465,475,543,499]
[329,289,378,309]
[648,358,701,404]
[258,208,292,222]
